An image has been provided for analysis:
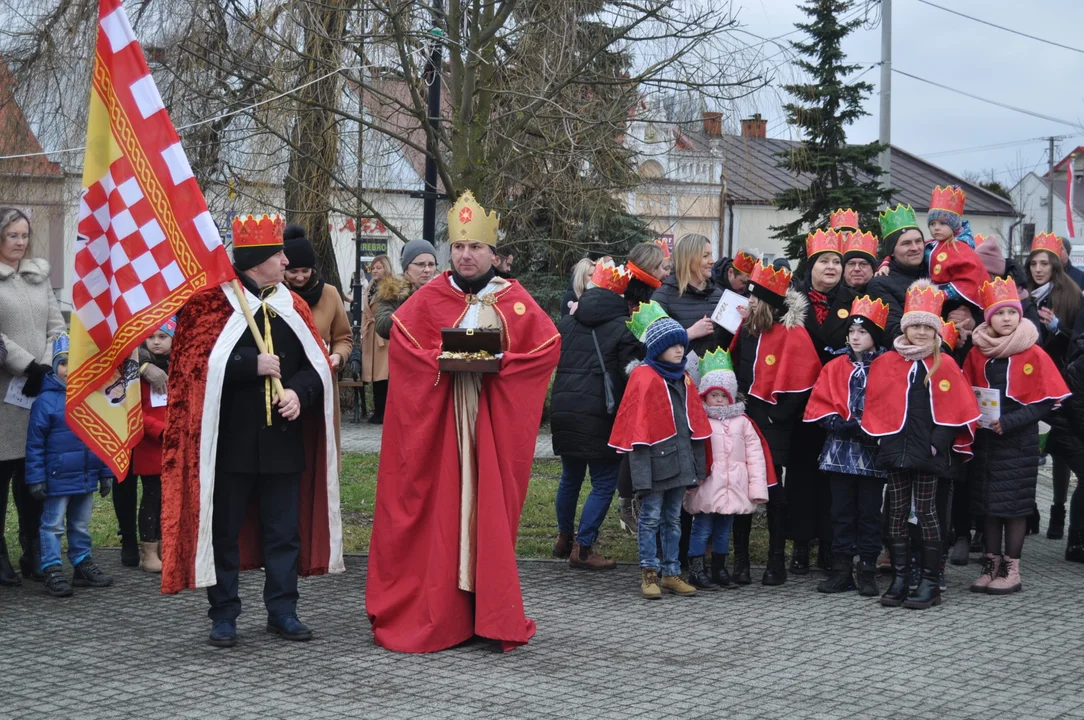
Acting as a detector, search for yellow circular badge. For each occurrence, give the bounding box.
[1023,363,1034,375]
[937,252,948,262]
[939,379,951,392]
[837,308,849,319]
[933,264,942,275]
[514,302,526,315]
[765,354,777,366]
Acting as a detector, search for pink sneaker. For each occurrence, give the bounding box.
[987,556,1022,595]
[969,554,1000,593]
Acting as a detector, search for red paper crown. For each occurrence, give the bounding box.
[842,230,878,260]
[590,260,633,294]
[653,238,672,259]
[904,282,946,317]
[849,295,889,330]
[973,234,988,247]
[979,276,1019,311]
[806,228,843,258]
[1031,232,1064,256]
[750,261,791,298]
[732,251,758,275]
[940,321,960,351]
[232,214,285,248]
[830,208,859,232]
[929,185,966,217]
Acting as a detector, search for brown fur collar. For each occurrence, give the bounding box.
[375,274,415,304]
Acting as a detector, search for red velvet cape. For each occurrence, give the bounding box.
[929,239,988,308]
[160,284,337,594]
[862,351,980,457]
[365,272,560,654]
[804,354,860,422]
[608,365,712,451]
[963,344,1070,406]
[748,323,821,405]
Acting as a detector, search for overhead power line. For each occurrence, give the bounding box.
[913,0,1084,56]
[892,68,1084,132]
[921,135,1078,159]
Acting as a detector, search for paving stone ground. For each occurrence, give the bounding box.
[2,469,1082,719]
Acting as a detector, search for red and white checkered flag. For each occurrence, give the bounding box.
[68,0,233,478]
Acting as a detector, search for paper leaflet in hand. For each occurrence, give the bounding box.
[711,290,749,334]
[972,386,1000,429]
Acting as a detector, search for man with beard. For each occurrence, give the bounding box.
[867,205,927,343]
[712,250,758,296]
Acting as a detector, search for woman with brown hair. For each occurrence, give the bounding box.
[361,255,393,424]
[1026,233,1083,538]
[0,207,66,585]
[623,241,671,315]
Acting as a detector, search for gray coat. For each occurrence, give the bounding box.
[629,376,706,494]
[0,258,66,461]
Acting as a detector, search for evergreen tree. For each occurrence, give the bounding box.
[770,0,892,272]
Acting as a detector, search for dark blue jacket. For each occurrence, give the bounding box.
[817,347,886,478]
[25,373,112,496]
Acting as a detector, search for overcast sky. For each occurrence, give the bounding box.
[730,0,1084,189]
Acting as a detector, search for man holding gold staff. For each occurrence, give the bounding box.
[366,192,560,653]
[160,214,344,648]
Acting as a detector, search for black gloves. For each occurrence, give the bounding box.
[27,483,47,502]
[100,476,113,498]
[22,361,50,397]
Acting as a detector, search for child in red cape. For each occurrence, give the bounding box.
[964,277,1070,595]
[609,302,711,600]
[803,295,889,598]
[729,261,821,587]
[862,280,980,610]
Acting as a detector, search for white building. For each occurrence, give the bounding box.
[1010,149,1084,265]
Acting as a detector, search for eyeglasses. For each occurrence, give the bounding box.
[409,261,437,270]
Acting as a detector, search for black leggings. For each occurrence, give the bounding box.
[0,458,42,559]
[112,474,162,543]
[984,516,1027,559]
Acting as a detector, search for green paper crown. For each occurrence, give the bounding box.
[698,348,734,377]
[879,203,919,240]
[626,301,670,342]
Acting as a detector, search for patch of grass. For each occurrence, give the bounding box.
[4,453,775,565]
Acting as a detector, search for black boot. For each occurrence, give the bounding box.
[43,565,73,598]
[762,502,787,586]
[880,539,910,607]
[1027,506,1041,535]
[18,536,44,581]
[72,558,113,587]
[0,536,20,587]
[856,559,879,597]
[1066,527,1084,563]
[687,555,718,590]
[711,553,733,588]
[815,545,833,572]
[903,542,943,609]
[789,541,810,575]
[816,554,855,594]
[731,518,752,585]
[969,530,984,554]
[908,548,921,590]
[1047,504,1066,540]
[120,533,139,567]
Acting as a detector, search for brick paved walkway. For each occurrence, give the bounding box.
[2,473,1082,719]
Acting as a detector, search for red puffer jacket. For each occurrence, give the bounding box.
[132,381,165,476]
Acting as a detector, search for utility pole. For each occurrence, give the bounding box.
[1048,136,1057,233]
[353,17,365,335]
[421,0,445,244]
[878,0,892,190]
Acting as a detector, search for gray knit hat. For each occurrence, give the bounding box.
[401,239,437,270]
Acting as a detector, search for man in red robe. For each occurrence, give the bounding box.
[160,214,344,648]
[366,192,560,653]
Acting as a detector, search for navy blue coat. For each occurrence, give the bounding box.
[816,347,886,478]
[24,373,112,496]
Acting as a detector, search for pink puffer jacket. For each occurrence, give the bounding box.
[683,415,768,515]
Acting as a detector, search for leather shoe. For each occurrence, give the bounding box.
[208,619,237,648]
[267,614,313,641]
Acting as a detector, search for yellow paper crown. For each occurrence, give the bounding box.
[447,191,500,247]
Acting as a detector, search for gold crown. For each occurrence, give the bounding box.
[447,191,500,247]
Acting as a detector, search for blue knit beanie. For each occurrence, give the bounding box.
[644,317,688,361]
[927,209,962,234]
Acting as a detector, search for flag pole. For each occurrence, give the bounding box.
[230,279,287,401]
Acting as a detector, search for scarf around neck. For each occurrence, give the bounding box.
[705,401,746,421]
[295,274,326,308]
[972,318,1039,359]
[1031,281,1053,304]
[893,335,934,362]
[646,356,688,382]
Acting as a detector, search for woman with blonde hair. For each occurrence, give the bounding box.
[561,258,597,317]
[361,255,393,424]
[650,234,726,356]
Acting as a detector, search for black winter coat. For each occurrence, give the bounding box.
[866,260,926,344]
[799,277,858,365]
[1029,293,1075,370]
[550,287,642,459]
[651,275,728,357]
[874,361,959,475]
[1044,335,1084,459]
[969,356,1055,518]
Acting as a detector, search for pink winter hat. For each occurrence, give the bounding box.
[974,236,1005,277]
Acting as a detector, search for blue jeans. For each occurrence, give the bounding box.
[555,457,620,548]
[638,487,685,576]
[39,493,95,570]
[689,512,734,556]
